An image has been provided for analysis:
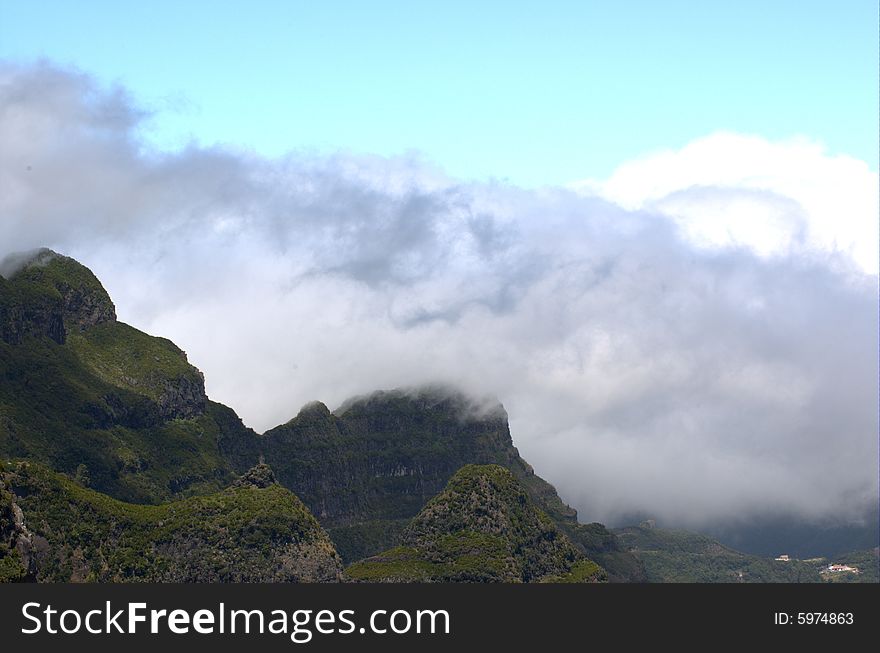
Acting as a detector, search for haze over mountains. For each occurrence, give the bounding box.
[1,249,876,583]
[0,249,640,581]
[1,61,878,545]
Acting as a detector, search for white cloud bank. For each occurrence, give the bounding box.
[572,131,879,274]
[1,62,877,528]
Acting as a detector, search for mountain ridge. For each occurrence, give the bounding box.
[345,465,603,583]
[9,249,868,584]
[0,249,631,580]
[0,460,343,582]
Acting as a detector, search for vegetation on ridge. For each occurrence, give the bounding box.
[0,250,257,503]
[258,389,583,562]
[0,248,647,584]
[345,465,605,583]
[0,461,342,582]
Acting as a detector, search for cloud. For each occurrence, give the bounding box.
[1,61,877,528]
[571,131,880,274]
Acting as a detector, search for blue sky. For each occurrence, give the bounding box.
[1,0,877,186]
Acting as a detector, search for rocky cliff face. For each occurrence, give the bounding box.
[153,369,207,419]
[346,465,602,583]
[256,387,578,562]
[0,275,66,345]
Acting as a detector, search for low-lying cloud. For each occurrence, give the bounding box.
[2,61,877,528]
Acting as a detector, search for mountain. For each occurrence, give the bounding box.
[0,461,342,582]
[346,465,603,582]
[0,249,643,582]
[0,249,258,504]
[614,523,878,583]
[6,248,868,584]
[255,389,573,555]
[252,388,645,580]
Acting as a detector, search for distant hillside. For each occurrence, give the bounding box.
[820,549,879,583]
[0,461,342,582]
[346,465,603,583]
[615,524,878,583]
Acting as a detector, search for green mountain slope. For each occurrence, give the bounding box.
[0,249,643,582]
[0,461,342,582]
[346,465,604,583]
[0,249,258,503]
[257,390,645,580]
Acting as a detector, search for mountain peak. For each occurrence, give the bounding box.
[346,464,600,583]
[0,248,116,340]
[297,400,332,419]
[0,247,59,279]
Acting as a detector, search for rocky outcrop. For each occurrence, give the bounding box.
[233,463,277,489]
[57,279,116,331]
[155,370,207,420]
[0,477,37,581]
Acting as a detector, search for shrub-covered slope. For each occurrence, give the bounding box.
[0,249,258,503]
[0,461,342,582]
[346,465,604,583]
